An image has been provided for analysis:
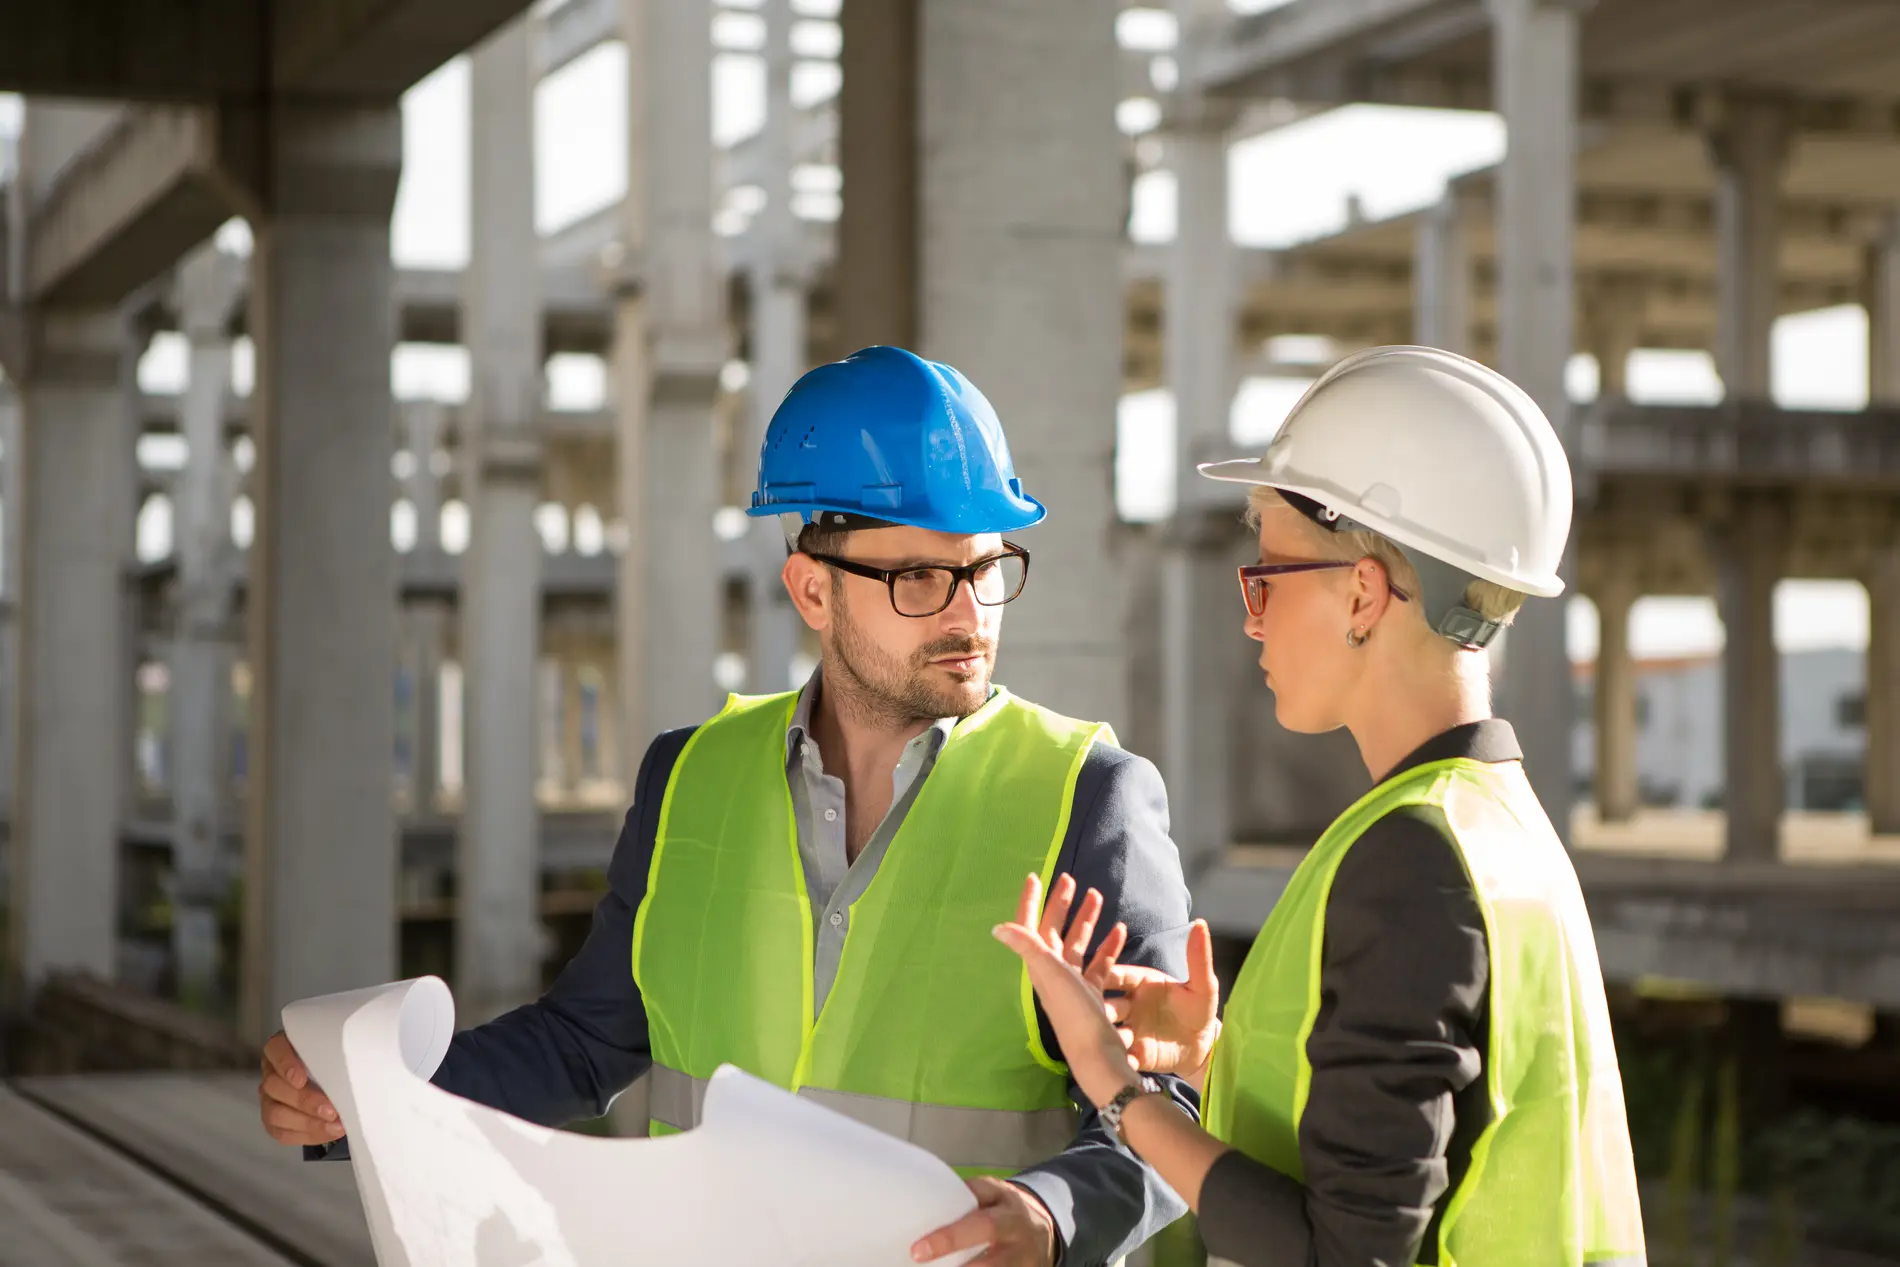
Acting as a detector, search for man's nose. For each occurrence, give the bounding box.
[938,575,983,631]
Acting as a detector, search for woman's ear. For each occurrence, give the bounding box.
[1351,557,1395,629]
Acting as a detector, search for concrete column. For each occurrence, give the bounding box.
[746,0,809,695]
[10,309,136,985]
[1583,277,1648,400]
[1710,495,1784,862]
[1414,194,1472,356]
[1866,537,1900,836]
[1159,74,1243,881]
[1707,97,1792,400]
[168,243,245,1005]
[1592,570,1639,823]
[239,105,401,1041]
[0,379,19,818]
[403,401,446,555]
[1488,0,1585,841]
[561,658,585,798]
[460,15,547,1020]
[1868,212,1900,405]
[613,0,728,782]
[1870,219,1900,838]
[918,0,1127,729]
[837,0,918,350]
[400,402,447,815]
[402,602,448,813]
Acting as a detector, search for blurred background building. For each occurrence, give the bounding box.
[0,0,1897,1262]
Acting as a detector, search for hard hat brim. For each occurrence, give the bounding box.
[745,493,1048,536]
[1196,458,1566,598]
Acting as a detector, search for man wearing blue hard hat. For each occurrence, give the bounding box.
[260,346,1197,1266]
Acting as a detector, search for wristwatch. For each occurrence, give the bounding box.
[1100,1076,1164,1148]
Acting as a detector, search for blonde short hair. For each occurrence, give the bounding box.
[1245,487,1527,627]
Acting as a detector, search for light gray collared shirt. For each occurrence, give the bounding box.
[784,669,961,1014]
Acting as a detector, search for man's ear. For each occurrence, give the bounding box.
[783,553,833,632]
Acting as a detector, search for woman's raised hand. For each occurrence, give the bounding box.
[992,872,1223,1107]
[992,872,1142,1110]
[1099,921,1221,1092]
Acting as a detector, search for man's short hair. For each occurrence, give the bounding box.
[792,519,852,558]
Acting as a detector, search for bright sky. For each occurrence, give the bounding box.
[0,0,1878,659]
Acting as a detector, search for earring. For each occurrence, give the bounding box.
[1346,627,1369,648]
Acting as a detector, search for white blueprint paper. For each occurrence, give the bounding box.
[282,977,982,1267]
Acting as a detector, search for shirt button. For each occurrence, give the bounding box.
[829,912,844,928]
[823,808,838,822]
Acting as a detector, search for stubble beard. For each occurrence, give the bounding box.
[826,592,995,726]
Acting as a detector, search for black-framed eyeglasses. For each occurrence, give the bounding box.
[807,543,1031,617]
[1237,562,1412,618]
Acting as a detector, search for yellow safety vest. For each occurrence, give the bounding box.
[631,687,1112,1177]
[1204,757,1647,1267]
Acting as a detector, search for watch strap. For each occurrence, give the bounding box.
[1101,1076,1162,1147]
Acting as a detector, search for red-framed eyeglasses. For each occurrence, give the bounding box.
[1236,562,1412,618]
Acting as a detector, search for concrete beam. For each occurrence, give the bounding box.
[1589,878,1900,1011]
[272,0,535,100]
[1577,399,1900,489]
[0,1,263,101]
[1195,0,1464,94]
[537,0,617,78]
[1198,851,1900,1009]
[1193,3,1900,144]
[23,107,249,309]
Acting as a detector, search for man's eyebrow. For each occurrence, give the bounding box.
[871,552,1005,570]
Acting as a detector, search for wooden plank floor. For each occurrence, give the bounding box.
[12,1073,375,1267]
[0,1084,294,1267]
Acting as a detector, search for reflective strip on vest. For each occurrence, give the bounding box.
[1205,758,1648,1267]
[649,1064,1080,1173]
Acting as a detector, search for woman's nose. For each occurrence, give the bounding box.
[1243,610,1265,643]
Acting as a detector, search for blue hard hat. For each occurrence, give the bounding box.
[746,346,1047,535]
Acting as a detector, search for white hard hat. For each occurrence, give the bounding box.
[1199,345,1572,601]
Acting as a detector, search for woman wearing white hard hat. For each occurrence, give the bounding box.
[987,347,1647,1267]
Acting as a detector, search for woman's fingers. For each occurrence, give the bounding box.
[1104,993,1133,1024]
[1013,873,1042,930]
[1062,889,1104,967]
[1083,922,1128,989]
[991,921,1048,963]
[1101,962,1174,991]
[1186,919,1218,998]
[1037,873,1077,947]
